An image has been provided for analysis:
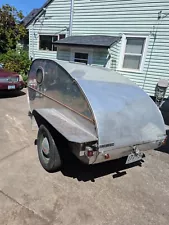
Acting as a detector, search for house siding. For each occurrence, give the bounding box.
[57,46,71,61]
[28,0,109,68]
[92,48,108,67]
[109,40,121,70]
[28,0,169,96]
[72,0,169,96]
[28,0,71,60]
[57,46,108,67]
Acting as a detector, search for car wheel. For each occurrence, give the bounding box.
[37,124,62,172]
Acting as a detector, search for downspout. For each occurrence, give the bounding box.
[32,24,35,59]
[69,0,74,36]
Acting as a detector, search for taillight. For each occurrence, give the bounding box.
[104,154,110,159]
[87,150,94,157]
[85,146,94,157]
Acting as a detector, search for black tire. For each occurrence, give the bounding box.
[37,124,62,172]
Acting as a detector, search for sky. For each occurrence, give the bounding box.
[0,0,46,16]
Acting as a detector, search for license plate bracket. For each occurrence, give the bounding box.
[126,152,143,164]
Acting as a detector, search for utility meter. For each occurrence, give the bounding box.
[155,79,168,107]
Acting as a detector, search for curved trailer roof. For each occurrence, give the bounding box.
[56,60,166,147]
[29,59,166,148]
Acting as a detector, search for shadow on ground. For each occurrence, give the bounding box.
[0,90,26,99]
[61,152,143,182]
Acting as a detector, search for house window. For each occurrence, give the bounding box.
[39,34,65,51]
[74,52,89,64]
[119,35,149,71]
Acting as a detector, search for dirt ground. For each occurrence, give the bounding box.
[0,89,169,225]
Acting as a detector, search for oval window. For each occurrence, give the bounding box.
[36,67,44,84]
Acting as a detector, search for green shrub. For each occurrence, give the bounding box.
[0,49,31,82]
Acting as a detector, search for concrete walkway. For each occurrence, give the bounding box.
[0,89,169,225]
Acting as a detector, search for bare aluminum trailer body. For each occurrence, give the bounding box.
[28,59,166,167]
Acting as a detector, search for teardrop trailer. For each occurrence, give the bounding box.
[27,59,167,172]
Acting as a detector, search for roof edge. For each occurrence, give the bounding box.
[55,35,121,48]
[26,0,54,27]
[55,43,110,48]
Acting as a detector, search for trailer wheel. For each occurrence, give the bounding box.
[37,124,62,172]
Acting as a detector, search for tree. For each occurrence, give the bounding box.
[0,4,26,53]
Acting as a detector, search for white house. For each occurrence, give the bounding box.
[27,0,169,97]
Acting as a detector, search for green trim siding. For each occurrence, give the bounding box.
[57,47,71,61]
[28,0,169,96]
[72,0,169,96]
[92,49,108,67]
[109,40,121,70]
[28,0,70,59]
[57,47,109,67]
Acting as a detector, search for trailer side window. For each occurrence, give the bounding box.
[44,61,92,119]
[36,68,44,84]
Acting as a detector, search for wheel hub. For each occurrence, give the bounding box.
[41,137,50,157]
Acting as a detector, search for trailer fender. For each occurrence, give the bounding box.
[32,108,98,144]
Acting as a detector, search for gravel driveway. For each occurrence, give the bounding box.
[0,89,169,225]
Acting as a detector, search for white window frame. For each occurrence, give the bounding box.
[38,33,66,52]
[70,48,93,65]
[118,34,149,73]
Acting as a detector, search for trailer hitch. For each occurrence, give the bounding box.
[132,145,145,158]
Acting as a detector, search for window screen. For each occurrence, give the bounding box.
[42,60,93,119]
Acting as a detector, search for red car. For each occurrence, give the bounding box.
[0,68,25,91]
